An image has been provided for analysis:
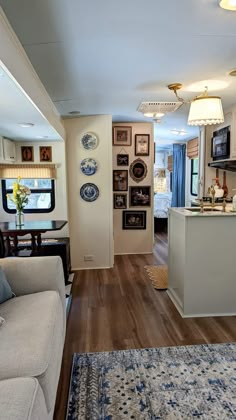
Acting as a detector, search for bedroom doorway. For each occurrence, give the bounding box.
[153,145,172,234]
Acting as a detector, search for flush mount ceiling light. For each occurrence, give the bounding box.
[171,129,187,136]
[18,122,35,128]
[137,101,182,121]
[219,0,236,11]
[168,83,224,126]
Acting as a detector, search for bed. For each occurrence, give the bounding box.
[154,192,172,232]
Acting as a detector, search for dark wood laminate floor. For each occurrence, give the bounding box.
[54,232,236,420]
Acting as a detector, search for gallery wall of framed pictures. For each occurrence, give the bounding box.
[112,122,154,251]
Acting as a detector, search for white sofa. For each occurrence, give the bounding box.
[0,256,66,420]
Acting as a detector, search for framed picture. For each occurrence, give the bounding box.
[129,158,147,183]
[122,210,146,230]
[39,146,52,162]
[113,170,128,191]
[129,186,151,207]
[21,146,34,162]
[113,126,132,146]
[113,193,127,209]
[135,134,150,156]
[117,154,129,166]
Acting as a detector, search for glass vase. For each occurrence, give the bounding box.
[15,210,24,227]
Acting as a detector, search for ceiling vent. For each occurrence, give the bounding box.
[137,101,182,115]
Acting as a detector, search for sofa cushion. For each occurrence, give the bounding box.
[0,267,14,304]
[0,377,49,420]
[0,291,64,413]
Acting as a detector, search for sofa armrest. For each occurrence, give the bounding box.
[0,256,65,308]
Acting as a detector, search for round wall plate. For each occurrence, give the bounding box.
[80,132,98,150]
[80,183,99,202]
[80,158,98,176]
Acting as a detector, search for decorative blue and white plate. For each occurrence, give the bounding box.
[80,158,98,176]
[81,132,98,150]
[80,183,99,202]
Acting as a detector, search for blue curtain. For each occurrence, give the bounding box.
[171,144,186,207]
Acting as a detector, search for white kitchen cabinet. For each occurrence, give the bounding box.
[0,137,4,162]
[3,138,16,161]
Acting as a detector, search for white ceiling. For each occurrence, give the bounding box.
[1,0,236,146]
[0,64,62,141]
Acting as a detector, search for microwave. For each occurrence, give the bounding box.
[211,126,230,161]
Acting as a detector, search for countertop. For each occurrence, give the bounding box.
[169,205,236,217]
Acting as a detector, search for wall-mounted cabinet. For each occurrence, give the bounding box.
[1,137,16,162]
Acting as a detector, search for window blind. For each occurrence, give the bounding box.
[0,164,57,179]
[187,138,199,159]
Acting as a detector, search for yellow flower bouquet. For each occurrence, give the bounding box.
[7,177,31,225]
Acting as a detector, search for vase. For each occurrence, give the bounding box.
[15,210,24,227]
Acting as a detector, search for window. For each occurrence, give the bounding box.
[2,179,55,213]
[190,158,199,196]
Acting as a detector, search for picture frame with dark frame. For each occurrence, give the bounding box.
[122,210,146,230]
[135,134,150,156]
[113,170,128,191]
[129,158,147,183]
[113,193,127,209]
[117,154,129,166]
[39,146,52,162]
[113,126,132,146]
[129,186,151,207]
[21,146,34,162]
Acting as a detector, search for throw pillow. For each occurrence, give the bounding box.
[0,316,5,327]
[0,267,14,304]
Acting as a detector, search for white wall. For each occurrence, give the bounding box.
[113,122,154,255]
[64,115,113,270]
[0,140,68,238]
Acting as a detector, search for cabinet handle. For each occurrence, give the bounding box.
[10,156,14,159]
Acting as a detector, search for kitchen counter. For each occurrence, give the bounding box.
[167,207,236,318]
[170,205,235,217]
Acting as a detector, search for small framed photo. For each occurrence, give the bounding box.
[117,154,129,166]
[135,134,150,156]
[113,170,128,191]
[113,193,127,209]
[21,146,34,162]
[39,146,52,162]
[122,210,146,230]
[129,158,147,183]
[130,186,151,207]
[113,126,132,146]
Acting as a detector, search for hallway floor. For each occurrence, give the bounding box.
[54,233,236,419]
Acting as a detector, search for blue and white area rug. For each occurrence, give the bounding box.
[66,343,236,419]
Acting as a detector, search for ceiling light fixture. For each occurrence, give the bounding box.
[168,83,224,126]
[144,112,165,118]
[219,0,236,10]
[171,129,187,136]
[19,123,35,128]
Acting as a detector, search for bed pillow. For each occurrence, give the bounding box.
[0,267,14,304]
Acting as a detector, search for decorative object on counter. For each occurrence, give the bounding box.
[215,169,221,187]
[113,126,132,146]
[6,177,31,227]
[129,186,151,207]
[135,134,150,156]
[21,146,34,162]
[80,158,98,176]
[113,170,128,191]
[39,146,52,162]
[129,158,147,183]
[117,154,129,166]
[80,183,99,202]
[113,193,127,209]
[208,179,224,198]
[122,210,146,230]
[144,265,168,289]
[232,189,236,212]
[81,132,98,150]
[222,171,228,197]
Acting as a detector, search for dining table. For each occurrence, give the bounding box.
[0,220,68,256]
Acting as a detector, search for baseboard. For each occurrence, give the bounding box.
[71,265,113,271]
